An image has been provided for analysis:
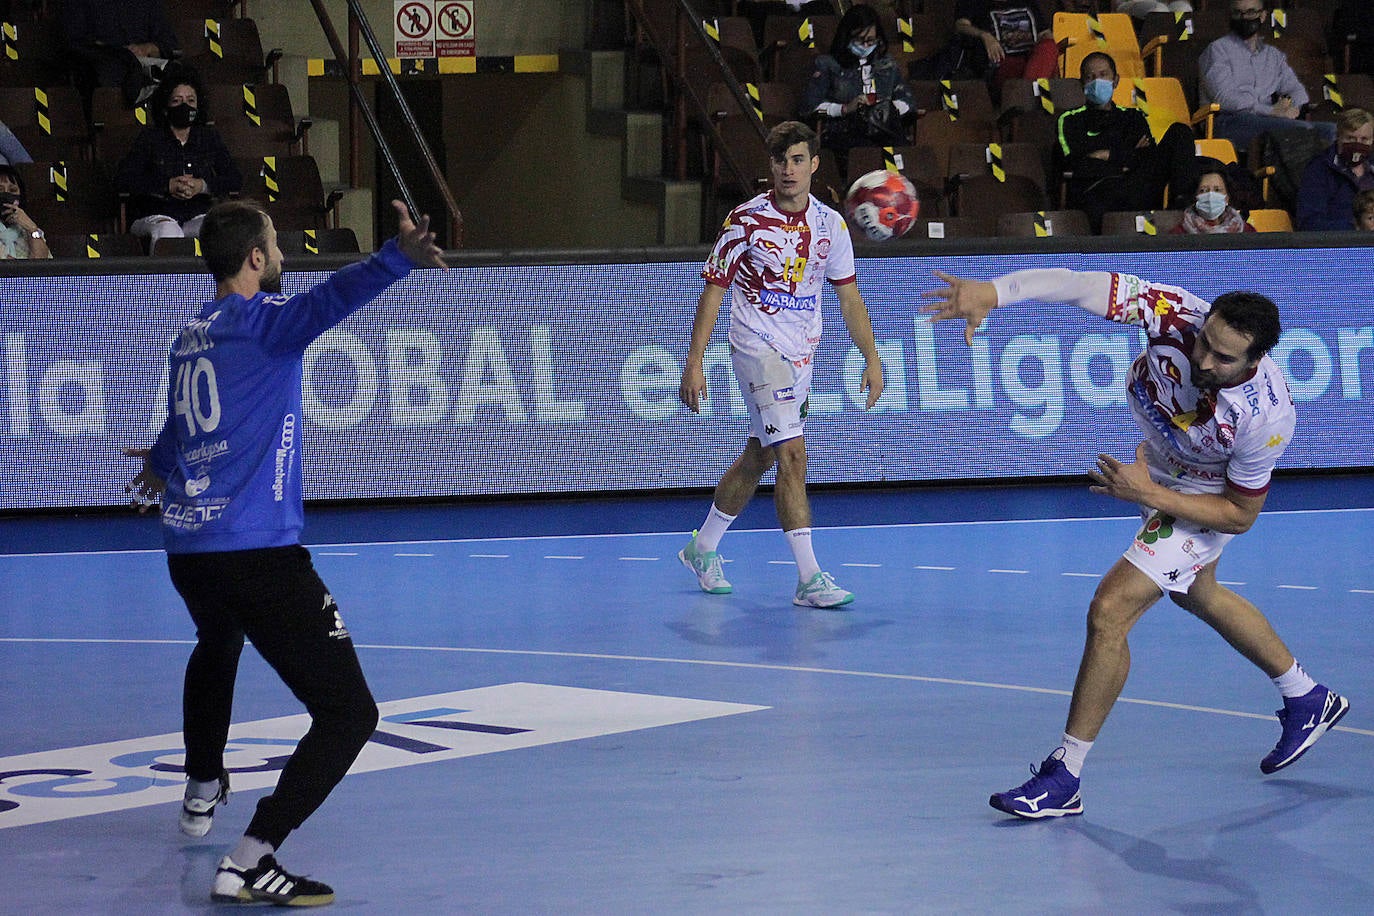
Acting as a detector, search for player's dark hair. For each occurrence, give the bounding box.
[1079,51,1117,80]
[766,121,819,160]
[831,4,887,67]
[1209,291,1282,359]
[200,200,270,282]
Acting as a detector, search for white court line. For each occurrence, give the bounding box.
[767,560,796,565]
[1277,585,1318,590]
[1062,572,1101,578]
[618,557,660,562]
[544,555,584,560]
[1353,589,1374,595]
[394,552,433,557]
[989,569,1029,574]
[916,565,955,571]
[4,636,1371,738]
[5,506,1371,558]
[842,562,882,568]
[469,554,509,558]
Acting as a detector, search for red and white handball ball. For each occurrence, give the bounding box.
[844,170,920,241]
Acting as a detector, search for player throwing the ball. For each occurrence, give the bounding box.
[126,199,446,904]
[678,120,883,609]
[923,267,1348,818]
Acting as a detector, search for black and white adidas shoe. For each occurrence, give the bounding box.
[179,770,229,838]
[211,854,335,907]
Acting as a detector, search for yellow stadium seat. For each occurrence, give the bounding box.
[1111,77,1218,140]
[1061,40,1145,80]
[1246,208,1294,232]
[1052,13,1140,56]
[1193,138,1237,164]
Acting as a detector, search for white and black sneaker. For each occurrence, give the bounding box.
[179,770,229,838]
[211,854,335,906]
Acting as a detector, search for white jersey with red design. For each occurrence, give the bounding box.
[993,269,1296,497]
[1102,272,1296,496]
[702,191,856,363]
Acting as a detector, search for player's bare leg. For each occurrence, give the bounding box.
[713,437,775,516]
[1064,559,1163,741]
[1169,560,1292,677]
[771,437,810,531]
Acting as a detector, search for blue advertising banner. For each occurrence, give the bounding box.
[2,246,1371,509]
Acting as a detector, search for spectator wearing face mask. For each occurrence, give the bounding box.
[800,5,914,159]
[1056,51,1199,232]
[0,163,50,260]
[114,65,242,252]
[1170,168,1256,233]
[1295,108,1374,231]
[1199,0,1336,151]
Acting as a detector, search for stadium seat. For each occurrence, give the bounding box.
[847,144,949,216]
[0,17,65,88]
[910,214,996,240]
[208,82,312,157]
[1111,76,1218,140]
[90,87,151,162]
[997,209,1092,237]
[46,232,144,258]
[0,85,90,162]
[952,173,1047,220]
[277,228,360,255]
[1052,13,1140,57]
[15,160,119,235]
[151,237,202,257]
[910,80,999,149]
[1062,39,1144,80]
[178,18,283,85]
[236,154,340,231]
[947,140,1049,192]
[1100,209,1185,236]
[1194,137,1237,165]
[1246,208,1294,232]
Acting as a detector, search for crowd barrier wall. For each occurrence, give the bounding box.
[3,234,1372,510]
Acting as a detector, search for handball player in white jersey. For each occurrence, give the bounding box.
[924,268,1348,819]
[677,121,884,608]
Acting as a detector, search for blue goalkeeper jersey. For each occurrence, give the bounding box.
[148,240,413,554]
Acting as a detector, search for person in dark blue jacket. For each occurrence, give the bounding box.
[1295,107,1374,231]
[126,198,445,906]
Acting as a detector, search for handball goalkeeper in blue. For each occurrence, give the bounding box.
[126,199,445,906]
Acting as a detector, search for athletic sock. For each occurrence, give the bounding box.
[230,836,275,869]
[1059,733,1093,779]
[186,776,222,801]
[696,505,736,553]
[785,527,821,581]
[1272,660,1317,700]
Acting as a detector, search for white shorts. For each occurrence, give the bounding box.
[730,344,812,447]
[1123,506,1234,594]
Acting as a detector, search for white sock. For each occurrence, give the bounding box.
[1272,660,1317,699]
[229,836,274,869]
[1059,733,1093,778]
[186,776,221,801]
[785,527,821,580]
[696,505,736,552]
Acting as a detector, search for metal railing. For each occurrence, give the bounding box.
[306,0,464,246]
[624,0,771,199]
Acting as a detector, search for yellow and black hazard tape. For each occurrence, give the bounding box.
[307,54,559,77]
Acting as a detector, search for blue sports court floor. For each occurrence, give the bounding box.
[2,476,1371,914]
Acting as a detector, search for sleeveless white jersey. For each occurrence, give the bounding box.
[702,191,856,363]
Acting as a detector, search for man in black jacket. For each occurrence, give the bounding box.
[1057,51,1200,231]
